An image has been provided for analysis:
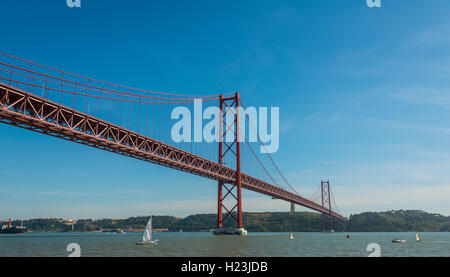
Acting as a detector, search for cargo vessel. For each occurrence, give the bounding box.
[0,219,27,234]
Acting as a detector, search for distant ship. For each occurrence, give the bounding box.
[0,219,27,234]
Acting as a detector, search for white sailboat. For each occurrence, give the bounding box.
[136,216,159,245]
[416,232,421,243]
[290,233,294,240]
[392,237,406,243]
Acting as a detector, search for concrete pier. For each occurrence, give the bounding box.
[212,227,248,235]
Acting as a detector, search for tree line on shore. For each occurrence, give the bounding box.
[5,210,450,232]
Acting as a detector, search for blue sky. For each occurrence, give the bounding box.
[1,0,450,219]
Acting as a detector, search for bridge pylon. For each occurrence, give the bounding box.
[321,180,334,232]
[213,92,247,235]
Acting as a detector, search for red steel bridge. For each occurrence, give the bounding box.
[0,52,345,233]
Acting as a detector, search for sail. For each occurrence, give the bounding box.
[143,228,151,241]
[142,216,152,241]
[137,216,157,244]
[416,232,420,242]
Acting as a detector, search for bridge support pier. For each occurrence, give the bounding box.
[214,93,247,235]
[213,227,247,235]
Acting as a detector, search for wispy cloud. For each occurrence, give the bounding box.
[335,184,450,216]
[334,19,450,79]
[1,187,157,199]
[282,144,450,217]
[269,7,304,25]
[391,87,450,109]
[407,23,450,47]
[367,118,450,135]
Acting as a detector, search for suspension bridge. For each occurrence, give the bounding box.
[0,52,345,234]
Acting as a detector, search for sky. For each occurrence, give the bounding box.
[1,0,450,220]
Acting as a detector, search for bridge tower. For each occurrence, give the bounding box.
[214,92,247,235]
[321,180,334,232]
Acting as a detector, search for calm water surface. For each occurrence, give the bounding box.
[1,232,449,257]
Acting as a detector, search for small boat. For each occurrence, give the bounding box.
[136,216,159,245]
[290,233,294,240]
[392,237,406,243]
[416,232,421,243]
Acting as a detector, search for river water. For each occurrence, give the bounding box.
[1,232,449,257]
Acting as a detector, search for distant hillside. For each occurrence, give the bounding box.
[346,210,450,232]
[4,210,449,232]
[171,212,345,232]
[3,212,344,232]
[3,216,182,232]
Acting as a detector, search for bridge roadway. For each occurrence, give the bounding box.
[0,83,345,221]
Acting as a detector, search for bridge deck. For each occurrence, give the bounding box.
[0,83,344,221]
